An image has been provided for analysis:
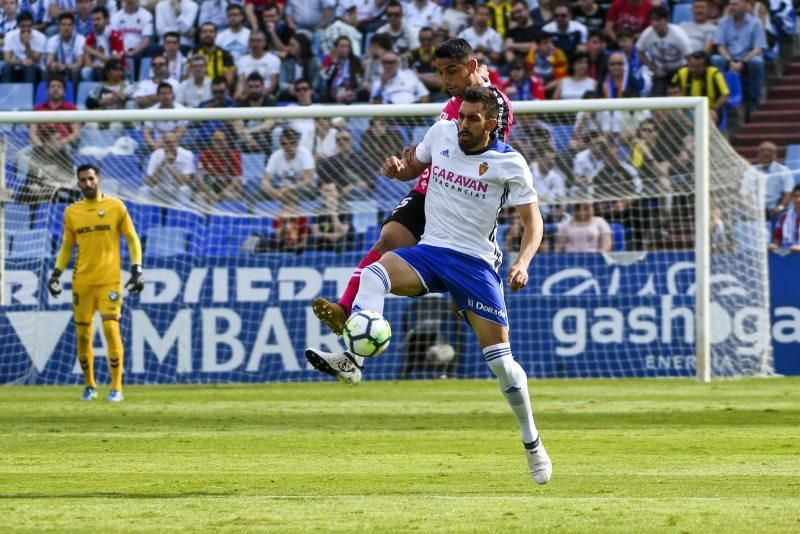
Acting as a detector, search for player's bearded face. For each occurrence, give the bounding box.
[77,171,100,199]
[457,102,493,152]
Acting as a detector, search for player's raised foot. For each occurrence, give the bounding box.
[106,389,124,402]
[311,297,347,336]
[305,348,362,386]
[525,438,552,485]
[80,386,97,401]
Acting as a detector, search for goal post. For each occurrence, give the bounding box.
[0,97,771,384]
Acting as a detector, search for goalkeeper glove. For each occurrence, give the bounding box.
[125,264,144,293]
[47,268,62,298]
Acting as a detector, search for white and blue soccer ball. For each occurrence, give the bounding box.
[342,310,392,358]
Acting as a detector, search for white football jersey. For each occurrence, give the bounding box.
[415,120,538,270]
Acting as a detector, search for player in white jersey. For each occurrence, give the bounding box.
[305,86,552,485]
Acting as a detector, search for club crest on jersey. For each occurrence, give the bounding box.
[440,149,449,158]
[479,162,489,176]
[98,210,105,218]
[109,291,119,302]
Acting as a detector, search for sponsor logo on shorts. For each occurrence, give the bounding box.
[467,298,506,318]
[109,291,119,302]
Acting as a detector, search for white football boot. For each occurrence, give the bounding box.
[305,348,363,386]
[525,438,552,485]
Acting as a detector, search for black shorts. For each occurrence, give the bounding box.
[381,189,426,241]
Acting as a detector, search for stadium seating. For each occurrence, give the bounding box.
[165,208,205,232]
[144,226,192,256]
[101,155,142,190]
[76,82,99,109]
[126,203,163,234]
[8,228,50,258]
[241,153,266,185]
[210,201,249,214]
[724,71,743,109]
[609,222,627,251]
[347,200,379,234]
[138,57,153,82]
[0,84,34,111]
[551,124,574,151]
[785,144,800,183]
[374,175,413,212]
[254,200,283,215]
[4,203,31,232]
[200,215,258,256]
[671,4,693,24]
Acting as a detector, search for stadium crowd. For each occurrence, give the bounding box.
[2,0,797,254]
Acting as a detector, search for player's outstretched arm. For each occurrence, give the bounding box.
[507,202,543,292]
[381,148,429,182]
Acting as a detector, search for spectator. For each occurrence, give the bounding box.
[0,0,20,48]
[503,1,537,63]
[617,27,650,95]
[215,3,249,62]
[360,32,392,97]
[277,33,320,100]
[591,149,648,250]
[671,51,729,125]
[19,77,79,201]
[269,198,309,253]
[110,0,153,75]
[284,0,334,34]
[529,147,567,207]
[2,11,45,83]
[197,128,243,202]
[407,27,441,93]
[243,0,269,33]
[282,77,317,152]
[234,71,276,153]
[73,0,92,36]
[192,22,235,88]
[336,0,384,34]
[504,209,539,253]
[319,7,362,57]
[711,0,767,116]
[317,128,372,198]
[177,54,211,107]
[134,54,179,108]
[525,30,568,95]
[458,5,502,66]
[261,128,315,203]
[554,51,596,99]
[543,1,588,56]
[311,117,339,161]
[769,185,800,253]
[600,50,642,98]
[310,181,353,252]
[235,30,279,97]
[154,0,198,51]
[680,0,717,55]
[631,118,670,196]
[162,30,187,80]
[533,0,555,25]
[501,60,545,101]
[571,132,609,196]
[573,0,606,35]
[404,0,443,49]
[142,130,195,203]
[261,2,293,54]
[82,6,124,82]
[84,57,134,111]
[485,0,513,37]
[605,0,656,42]
[36,0,76,37]
[585,29,608,82]
[636,6,691,96]
[319,35,363,104]
[45,12,84,83]
[95,0,118,20]
[441,0,472,38]
[755,140,794,220]
[375,1,414,54]
[197,75,235,143]
[360,117,404,171]
[556,202,613,252]
[198,0,229,32]
[371,51,429,104]
[143,81,188,150]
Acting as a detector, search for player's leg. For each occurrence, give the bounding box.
[465,311,552,485]
[72,287,97,401]
[312,191,425,335]
[306,249,431,385]
[100,284,124,402]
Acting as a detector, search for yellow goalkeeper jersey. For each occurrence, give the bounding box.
[60,194,139,287]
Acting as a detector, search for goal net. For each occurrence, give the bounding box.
[0,99,772,385]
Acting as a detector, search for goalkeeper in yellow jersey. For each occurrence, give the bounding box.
[47,164,144,402]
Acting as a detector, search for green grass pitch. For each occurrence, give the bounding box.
[2,378,799,532]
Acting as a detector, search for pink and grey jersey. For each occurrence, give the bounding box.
[412,82,513,194]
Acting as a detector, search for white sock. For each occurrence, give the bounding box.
[484,343,538,445]
[352,263,390,315]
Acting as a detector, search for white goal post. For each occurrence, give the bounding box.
[0,97,771,383]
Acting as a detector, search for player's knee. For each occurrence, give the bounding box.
[373,224,415,254]
[487,356,526,391]
[75,324,93,354]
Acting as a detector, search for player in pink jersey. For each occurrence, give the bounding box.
[312,38,514,335]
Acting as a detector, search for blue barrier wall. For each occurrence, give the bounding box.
[1,251,797,383]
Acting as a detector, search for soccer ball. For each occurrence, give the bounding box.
[342,310,392,358]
